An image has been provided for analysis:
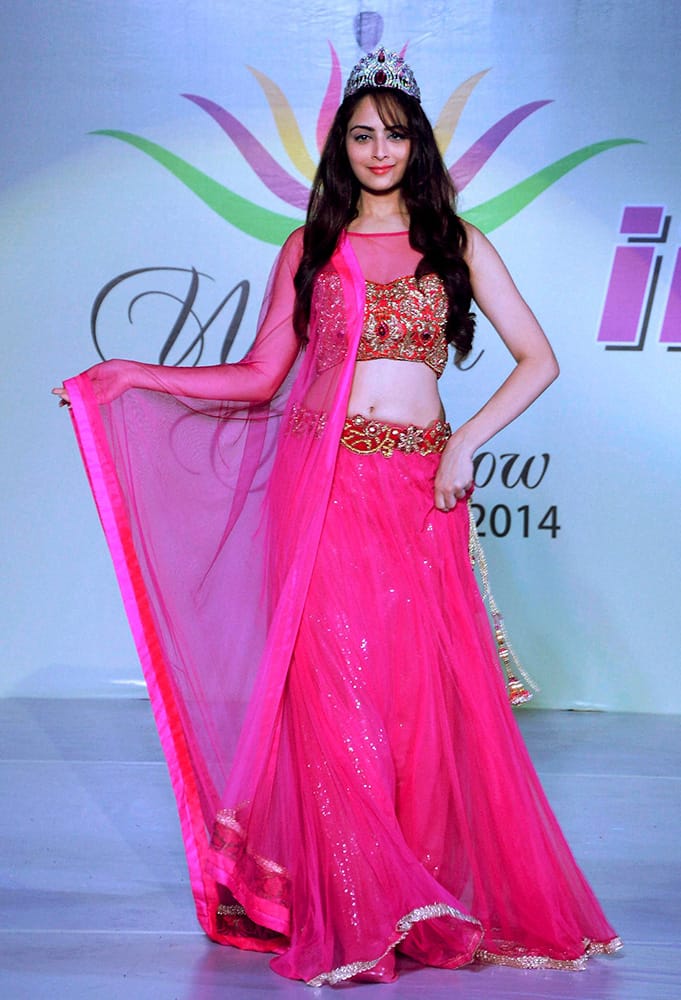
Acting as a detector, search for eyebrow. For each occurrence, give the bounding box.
[349,123,404,132]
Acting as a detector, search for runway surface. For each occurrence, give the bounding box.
[1,700,678,998]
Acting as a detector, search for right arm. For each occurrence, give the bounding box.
[53,229,303,406]
[434,224,559,511]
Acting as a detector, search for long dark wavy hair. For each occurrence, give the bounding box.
[293,86,476,362]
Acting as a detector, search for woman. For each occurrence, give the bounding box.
[54,49,620,985]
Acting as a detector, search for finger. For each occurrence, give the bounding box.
[434,489,449,512]
[52,386,71,407]
[437,495,457,512]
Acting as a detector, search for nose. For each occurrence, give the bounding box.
[373,135,389,160]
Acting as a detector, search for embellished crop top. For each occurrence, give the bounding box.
[357,273,449,377]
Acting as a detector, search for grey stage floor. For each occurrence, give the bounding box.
[1,700,679,999]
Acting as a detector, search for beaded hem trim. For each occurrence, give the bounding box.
[212,809,290,911]
[306,902,482,987]
[475,935,623,971]
[214,809,289,878]
[217,902,246,919]
[306,923,622,986]
[340,413,451,458]
[467,498,539,705]
[215,895,622,984]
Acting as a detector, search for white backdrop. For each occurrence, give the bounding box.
[1,1,679,709]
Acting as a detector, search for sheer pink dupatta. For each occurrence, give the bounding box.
[64,233,366,940]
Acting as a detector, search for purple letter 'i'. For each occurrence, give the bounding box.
[597,206,669,350]
[659,249,681,349]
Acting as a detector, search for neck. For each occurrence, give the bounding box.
[349,189,410,233]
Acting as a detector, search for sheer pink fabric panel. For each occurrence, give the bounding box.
[203,238,367,930]
[116,230,303,402]
[346,230,422,283]
[211,440,619,983]
[65,228,306,928]
[65,233,366,941]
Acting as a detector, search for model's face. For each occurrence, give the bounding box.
[345,96,411,192]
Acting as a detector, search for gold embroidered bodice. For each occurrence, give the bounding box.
[357,273,449,377]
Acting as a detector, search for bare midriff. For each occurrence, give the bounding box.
[347,358,445,427]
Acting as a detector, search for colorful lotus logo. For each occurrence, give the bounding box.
[93,42,639,245]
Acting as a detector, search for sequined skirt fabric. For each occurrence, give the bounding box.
[214,444,620,983]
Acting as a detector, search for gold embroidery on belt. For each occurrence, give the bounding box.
[340,413,451,458]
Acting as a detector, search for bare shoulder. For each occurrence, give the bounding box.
[460,219,479,255]
[460,222,519,300]
[461,221,504,271]
[457,221,557,370]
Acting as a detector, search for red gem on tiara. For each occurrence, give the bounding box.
[343,48,421,102]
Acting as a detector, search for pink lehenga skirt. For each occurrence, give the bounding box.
[213,422,621,984]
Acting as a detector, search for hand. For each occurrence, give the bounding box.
[52,385,71,407]
[52,359,138,408]
[434,437,474,512]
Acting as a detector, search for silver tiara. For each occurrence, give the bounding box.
[343,48,421,103]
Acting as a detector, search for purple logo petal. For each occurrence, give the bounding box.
[354,12,383,51]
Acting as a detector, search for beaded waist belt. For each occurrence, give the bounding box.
[340,413,451,458]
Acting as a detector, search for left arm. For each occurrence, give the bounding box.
[434,223,559,512]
